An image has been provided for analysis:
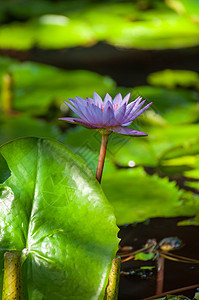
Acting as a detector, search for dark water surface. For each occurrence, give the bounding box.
[1,43,199,87]
[118,217,199,299]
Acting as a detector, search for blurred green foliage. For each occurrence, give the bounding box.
[0,0,199,50]
[0,58,114,116]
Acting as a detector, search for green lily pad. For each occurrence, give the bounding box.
[178,214,199,226]
[0,115,63,146]
[147,124,199,173]
[0,16,95,50]
[131,85,199,125]
[148,124,199,158]
[36,16,95,49]
[107,14,199,49]
[147,69,199,89]
[0,58,115,116]
[183,167,199,191]
[1,1,199,50]
[0,137,118,299]
[65,126,157,168]
[65,122,199,173]
[101,167,199,225]
[134,252,155,261]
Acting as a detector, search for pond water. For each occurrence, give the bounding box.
[119,217,199,299]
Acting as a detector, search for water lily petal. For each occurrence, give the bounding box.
[104,93,113,105]
[114,103,126,124]
[68,98,91,122]
[113,93,123,105]
[64,101,89,121]
[85,102,103,124]
[129,102,153,122]
[93,92,103,106]
[121,93,131,105]
[103,102,115,126]
[123,100,147,123]
[126,96,142,112]
[59,117,99,129]
[86,97,94,104]
[72,97,101,123]
[61,92,152,135]
[110,126,148,136]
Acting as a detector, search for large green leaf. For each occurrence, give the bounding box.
[0,137,119,299]
[101,167,199,225]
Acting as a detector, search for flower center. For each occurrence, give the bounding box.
[100,103,118,112]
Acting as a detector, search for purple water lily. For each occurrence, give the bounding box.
[60,92,152,183]
[60,92,152,136]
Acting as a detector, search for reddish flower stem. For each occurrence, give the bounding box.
[96,134,109,184]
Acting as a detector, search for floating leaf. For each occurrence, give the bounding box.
[65,126,157,168]
[178,214,199,226]
[101,168,199,225]
[1,2,199,50]
[0,58,115,116]
[107,14,199,49]
[0,17,95,50]
[65,121,199,173]
[183,167,199,191]
[36,16,95,49]
[0,137,118,299]
[0,115,63,146]
[134,252,155,261]
[131,85,199,125]
[147,69,199,89]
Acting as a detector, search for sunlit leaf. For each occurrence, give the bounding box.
[36,16,95,49]
[1,2,199,50]
[0,137,119,299]
[107,15,199,49]
[147,69,199,89]
[101,167,199,225]
[134,252,155,261]
[178,214,199,226]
